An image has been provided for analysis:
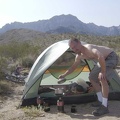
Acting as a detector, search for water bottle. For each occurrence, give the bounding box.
[36,96,43,109]
[57,97,64,113]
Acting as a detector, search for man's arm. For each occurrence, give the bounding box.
[92,49,106,80]
[58,54,81,78]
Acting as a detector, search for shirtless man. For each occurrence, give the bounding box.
[58,38,118,116]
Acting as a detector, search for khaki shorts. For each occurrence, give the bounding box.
[89,51,119,81]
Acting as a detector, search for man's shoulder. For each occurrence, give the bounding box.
[84,43,93,47]
[75,54,81,59]
[76,53,85,60]
[84,44,94,50]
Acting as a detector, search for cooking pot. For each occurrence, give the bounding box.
[49,87,65,95]
[55,88,65,95]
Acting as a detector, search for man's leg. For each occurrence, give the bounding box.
[91,76,109,116]
[99,78,109,107]
[89,65,103,104]
[89,65,109,116]
[89,79,102,103]
[100,51,118,107]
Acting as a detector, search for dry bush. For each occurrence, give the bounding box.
[0,80,13,95]
[22,106,45,117]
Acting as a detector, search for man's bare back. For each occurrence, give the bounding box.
[79,44,113,60]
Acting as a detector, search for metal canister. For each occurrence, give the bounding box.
[43,101,50,112]
[71,105,77,113]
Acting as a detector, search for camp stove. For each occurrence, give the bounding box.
[55,88,65,97]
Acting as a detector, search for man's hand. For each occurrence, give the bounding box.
[98,72,106,81]
[58,74,66,84]
[58,74,65,79]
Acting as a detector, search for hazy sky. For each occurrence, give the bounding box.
[0,0,120,28]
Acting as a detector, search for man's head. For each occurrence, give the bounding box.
[69,38,81,54]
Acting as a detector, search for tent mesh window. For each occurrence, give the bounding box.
[48,51,89,80]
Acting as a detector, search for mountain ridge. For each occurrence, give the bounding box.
[0,14,120,36]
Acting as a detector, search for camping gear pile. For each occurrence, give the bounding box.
[6,72,28,83]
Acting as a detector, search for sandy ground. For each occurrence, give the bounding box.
[0,68,120,120]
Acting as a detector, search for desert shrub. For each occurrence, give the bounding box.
[0,80,13,94]
[117,52,120,66]
[0,33,120,75]
[0,41,40,61]
[22,56,35,68]
[0,41,41,74]
[0,57,8,79]
[22,106,45,117]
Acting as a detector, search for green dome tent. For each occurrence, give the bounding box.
[21,40,120,106]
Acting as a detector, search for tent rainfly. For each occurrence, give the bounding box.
[21,40,120,106]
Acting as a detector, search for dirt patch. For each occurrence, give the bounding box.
[0,69,120,120]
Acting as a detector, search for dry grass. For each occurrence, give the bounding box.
[22,106,45,117]
[0,80,13,95]
[0,69,120,120]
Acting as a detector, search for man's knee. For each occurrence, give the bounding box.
[89,75,95,81]
[89,75,96,83]
[89,76,92,82]
[89,74,100,83]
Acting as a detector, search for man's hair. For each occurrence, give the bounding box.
[69,38,80,45]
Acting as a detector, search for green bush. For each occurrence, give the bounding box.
[0,57,8,79]
[0,41,40,61]
[0,34,120,76]
[0,80,13,94]
[0,41,41,74]
[22,56,35,68]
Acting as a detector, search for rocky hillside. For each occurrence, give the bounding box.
[0,28,72,50]
[0,29,46,43]
[0,28,120,53]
